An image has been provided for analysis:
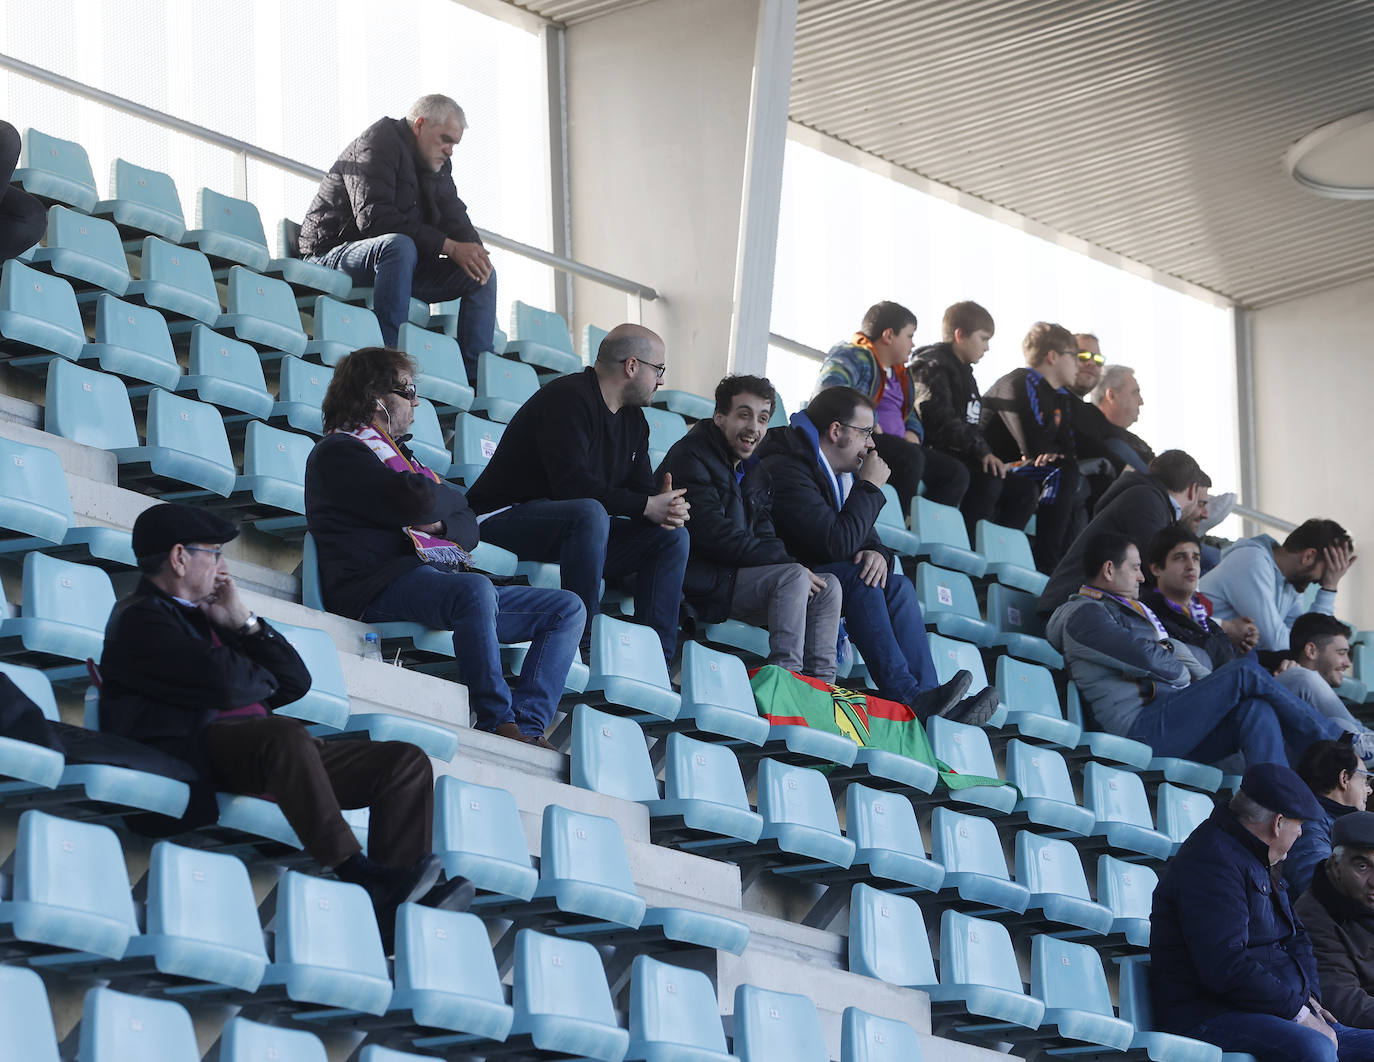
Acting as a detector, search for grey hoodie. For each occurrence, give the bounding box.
[1198,534,1336,653]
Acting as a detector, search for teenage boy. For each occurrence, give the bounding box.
[1139,524,1255,670]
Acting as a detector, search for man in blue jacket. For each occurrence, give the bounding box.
[1151,762,1374,1060]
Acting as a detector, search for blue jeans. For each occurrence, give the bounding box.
[1131,655,1343,767]
[1103,437,1151,474]
[1188,1011,1374,1062]
[309,232,496,381]
[360,564,584,737]
[818,563,939,707]
[477,499,690,662]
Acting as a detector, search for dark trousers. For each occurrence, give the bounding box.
[0,121,45,263]
[204,715,433,869]
[872,433,969,515]
[954,456,1042,539]
[1028,458,1081,573]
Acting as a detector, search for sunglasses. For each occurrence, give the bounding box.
[1077,351,1105,365]
[391,384,418,400]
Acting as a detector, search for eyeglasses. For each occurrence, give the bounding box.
[841,422,876,440]
[391,384,418,400]
[621,357,666,380]
[1077,351,1105,365]
[183,546,223,559]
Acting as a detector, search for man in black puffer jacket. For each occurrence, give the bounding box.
[657,375,841,681]
[299,94,494,381]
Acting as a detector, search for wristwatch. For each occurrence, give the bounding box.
[237,612,261,636]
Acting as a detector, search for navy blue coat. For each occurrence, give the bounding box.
[1151,806,1321,1034]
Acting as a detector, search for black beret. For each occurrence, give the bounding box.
[1240,762,1326,821]
[1332,811,1374,850]
[132,503,239,560]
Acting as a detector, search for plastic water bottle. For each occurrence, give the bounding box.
[361,632,383,662]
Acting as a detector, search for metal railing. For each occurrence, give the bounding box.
[0,52,661,315]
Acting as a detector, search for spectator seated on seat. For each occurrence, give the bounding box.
[465,324,690,664]
[816,300,969,517]
[657,374,841,681]
[1296,811,1374,1031]
[1139,524,1252,670]
[1151,763,1374,1062]
[754,384,997,726]
[1046,532,1361,771]
[908,300,1041,541]
[978,321,1084,572]
[1201,519,1358,657]
[99,503,473,941]
[1285,737,1370,899]
[298,94,494,379]
[1280,614,1371,737]
[1076,349,1155,475]
[0,121,44,264]
[1038,448,1212,615]
[303,347,584,747]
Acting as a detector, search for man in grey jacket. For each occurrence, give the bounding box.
[1047,532,1362,768]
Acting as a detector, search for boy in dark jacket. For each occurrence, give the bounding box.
[657,375,841,680]
[1140,523,1250,670]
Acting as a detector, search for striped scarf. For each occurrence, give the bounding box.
[1076,584,1169,640]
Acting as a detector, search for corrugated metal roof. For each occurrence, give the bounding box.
[502,0,651,25]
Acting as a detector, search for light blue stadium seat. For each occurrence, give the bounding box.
[30,205,130,295]
[1014,831,1113,934]
[1084,762,1173,860]
[505,301,582,374]
[122,840,268,993]
[0,965,60,1062]
[1097,854,1157,949]
[583,323,609,363]
[0,259,86,365]
[304,295,383,365]
[848,882,938,988]
[398,323,474,414]
[1158,782,1214,855]
[571,702,660,803]
[268,218,351,298]
[407,398,452,475]
[1117,955,1223,1061]
[93,158,187,242]
[0,666,65,791]
[841,1007,924,1062]
[993,655,1080,749]
[184,188,271,272]
[115,387,237,497]
[360,1048,444,1062]
[926,632,1005,728]
[258,870,392,1014]
[12,128,98,212]
[449,412,505,484]
[985,583,1063,668]
[1004,739,1095,836]
[911,496,987,577]
[753,757,856,876]
[508,929,630,1061]
[532,804,647,928]
[875,484,921,556]
[1065,680,1154,769]
[177,324,273,418]
[587,613,683,723]
[272,356,333,436]
[1028,935,1135,1052]
[216,265,307,357]
[81,293,182,389]
[1146,754,1224,794]
[654,390,715,421]
[0,552,114,676]
[79,987,199,1062]
[654,729,764,849]
[471,349,538,422]
[846,783,945,895]
[644,406,688,467]
[930,806,1030,914]
[627,954,737,1062]
[220,1016,326,1062]
[390,904,514,1048]
[916,563,997,646]
[45,358,139,455]
[926,714,1018,814]
[226,420,311,531]
[733,984,828,1062]
[434,775,538,904]
[975,519,1048,595]
[930,909,1046,1031]
[700,616,772,662]
[357,288,430,327]
[0,810,138,959]
[675,639,770,747]
[264,619,351,730]
[127,236,221,325]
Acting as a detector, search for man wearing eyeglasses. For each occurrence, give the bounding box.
[466,324,691,664]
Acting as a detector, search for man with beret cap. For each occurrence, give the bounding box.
[1151,762,1374,1060]
[1297,811,1374,1029]
[99,502,471,947]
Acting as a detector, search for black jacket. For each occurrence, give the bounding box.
[1139,587,1238,671]
[1038,469,1178,613]
[305,431,479,619]
[1295,857,1374,1029]
[1072,399,1156,470]
[908,342,990,461]
[656,420,793,622]
[754,414,893,571]
[98,579,312,772]
[299,116,481,260]
[980,367,1076,463]
[465,368,655,520]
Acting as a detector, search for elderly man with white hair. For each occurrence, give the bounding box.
[299,93,495,381]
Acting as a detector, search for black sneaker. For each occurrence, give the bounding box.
[337,852,443,952]
[420,874,476,913]
[939,686,1000,728]
[909,670,972,720]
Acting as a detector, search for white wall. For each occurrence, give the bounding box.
[1251,276,1374,629]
